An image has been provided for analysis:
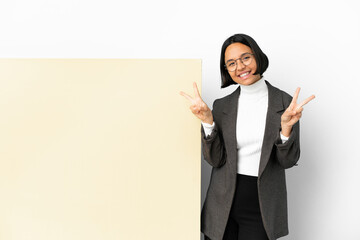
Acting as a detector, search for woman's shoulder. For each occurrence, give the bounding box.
[265,80,293,104]
[211,80,294,109]
[267,81,292,98]
[213,85,240,106]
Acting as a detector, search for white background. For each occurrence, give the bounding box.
[1,0,359,239]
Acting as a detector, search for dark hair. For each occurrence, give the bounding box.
[220,33,269,88]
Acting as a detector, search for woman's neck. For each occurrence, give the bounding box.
[238,76,267,94]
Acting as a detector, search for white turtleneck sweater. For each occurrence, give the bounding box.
[202,77,289,176]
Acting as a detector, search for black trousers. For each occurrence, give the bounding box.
[205,174,269,240]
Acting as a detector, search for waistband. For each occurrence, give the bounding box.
[236,173,258,181]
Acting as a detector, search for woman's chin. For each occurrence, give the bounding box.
[234,76,259,86]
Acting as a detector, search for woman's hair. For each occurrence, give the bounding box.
[220,33,269,88]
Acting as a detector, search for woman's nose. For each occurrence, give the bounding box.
[236,60,246,71]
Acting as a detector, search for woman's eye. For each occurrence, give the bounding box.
[243,56,250,61]
[228,62,235,67]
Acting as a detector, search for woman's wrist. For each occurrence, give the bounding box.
[202,112,213,125]
[202,118,213,125]
[280,124,292,137]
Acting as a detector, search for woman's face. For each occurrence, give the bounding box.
[224,42,261,85]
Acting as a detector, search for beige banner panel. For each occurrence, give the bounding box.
[0,59,201,240]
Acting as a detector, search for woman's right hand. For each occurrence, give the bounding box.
[179,82,213,124]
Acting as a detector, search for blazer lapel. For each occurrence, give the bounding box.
[221,86,240,171]
[219,80,285,177]
[258,80,285,177]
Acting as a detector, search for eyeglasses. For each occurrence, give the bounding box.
[224,53,254,72]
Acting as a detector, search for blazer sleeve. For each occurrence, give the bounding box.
[274,93,301,169]
[200,99,227,168]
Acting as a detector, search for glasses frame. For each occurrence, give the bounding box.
[224,53,255,72]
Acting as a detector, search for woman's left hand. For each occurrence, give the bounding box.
[281,87,315,137]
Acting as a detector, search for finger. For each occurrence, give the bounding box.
[285,108,302,117]
[290,113,302,125]
[294,106,304,113]
[298,95,315,108]
[282,107,296,119]
[179,91,194,102]
[190,105,200,115]
[294,112,302,118]
[193,82,201,99]
[190,104,200,112]
[285,106,301,116]
[288,112,302,126]
[289,87,301,109]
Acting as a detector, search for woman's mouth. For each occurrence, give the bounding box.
[237,71,251,79]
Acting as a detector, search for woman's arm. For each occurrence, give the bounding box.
[275,120,300,169]
[180,83,226,167]
[201,99,227,168]
[275,87,314,168]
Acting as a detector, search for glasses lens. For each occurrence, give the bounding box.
[226,61,236,72]
[241,54,253,65]
[226,54,253,72]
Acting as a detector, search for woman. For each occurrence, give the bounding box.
[180,34,315,240]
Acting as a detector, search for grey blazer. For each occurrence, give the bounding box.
[201,80,300,240]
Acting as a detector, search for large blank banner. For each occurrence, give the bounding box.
[0,59,201,240]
